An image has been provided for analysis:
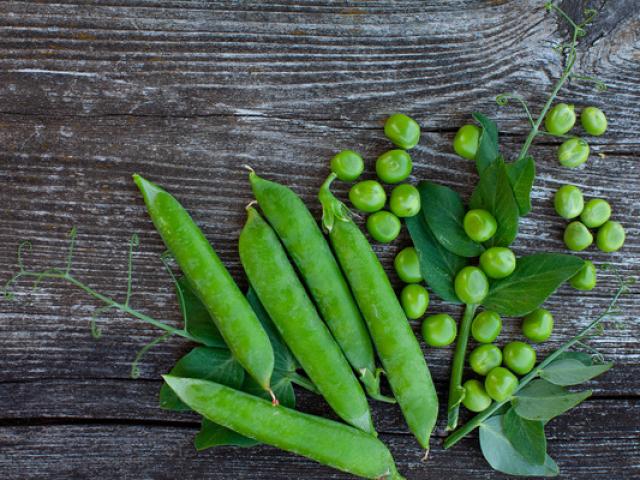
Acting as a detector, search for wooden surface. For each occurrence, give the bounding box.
[1,0,639,478]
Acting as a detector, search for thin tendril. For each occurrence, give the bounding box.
[90,305,115,339]
[570,74,608,91]
[496,93,534,127]
[64,227,77,275]
[17,240,32,272]
[124,234,140,307]
[160,252,188,328]
[130,332,172,379]
[32,268,64,291]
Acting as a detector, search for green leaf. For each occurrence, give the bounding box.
[540,358,613,386]
[512,379,592,421]
[479,415,558,477]
[159,347,245,411]
[194,418,259,450]
[482,253,585,316]
[177,277,227,348]
[406,213,467,304]
[503,407,547,465]
[473,112,500,173]
[469,158,519,247]
[554,351,596,365]
[506,156,536,216]
[419,181,484,257]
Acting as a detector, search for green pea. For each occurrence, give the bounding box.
[596,220,625,252]
[454,266,489,305]
[394,247,423,283]
[462,379,492,413]
[453,124,480,160]
[503,341,536,375]
[349,180,386,213]
[240,207,374,433]
[471,311,502,344]
[389,184,421,218]
[580,198,611,228]
[463,209,497,242]
[330,150,364,182]
[133,175,275,394]
[479,247,516,279]
[384,113,421,150]
[570,260,597,291]
[164,376,403,480]
[545,102,576,136]
[558,137,590,168]
[421,313,457,347]
[468,344,503,376]
[366,211,401,243]
[484,367,519,402]
[581,106,607,136]
[522,308,554,343]
[564,221,593,251]
[400,284,429,320]
[375,150,413,184]
[554,184,584,219]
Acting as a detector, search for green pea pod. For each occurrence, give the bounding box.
[133,175,275,396]
[319,174,438,451]
[163,376,405,480]
[239,206,374,434]
[249,170,391,402]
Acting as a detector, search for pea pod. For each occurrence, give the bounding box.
[133,175,275,396]
[319,174,438,450]
[239,206,375,434]
[249,170,389,401]
[163,376,405,480]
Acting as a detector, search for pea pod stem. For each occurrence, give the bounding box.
[446,303,478,431]
[444,280,628,449]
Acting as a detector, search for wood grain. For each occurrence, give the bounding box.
[0,0,639,478]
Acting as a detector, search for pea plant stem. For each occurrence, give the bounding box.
[447,303,478,431]
[444,281,626,449]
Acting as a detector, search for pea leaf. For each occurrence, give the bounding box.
[406,213,467,304]
[512,379,592,421]
[554,351,596,365]
[195,419,259,450]
[473,112,500,173]
[419,181,484,257]
[482,253,585,316]
[540,358,613,386]
[479,414,559,477]
[503,407,547,465]
[177,277,226,348]
[469,158,519,247]
[506,156,536,216]
[159,347,245,412]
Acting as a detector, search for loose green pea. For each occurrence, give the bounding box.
[389,184,421,217]
[421,313,457,347]
[564,221,593,251]
[394,247,423,283]
[463,209,497,243]
[471,311,502,344]
[570,260,597,291]
[545,103,576,136]
[596,220,625,252]
[581,106,607,136]
[454,266,489,305]
[400,284,429,320]
[558,137,590,168]
[580,198,611,228]
[522,308,554,343]
[453,124,480,160]
[330,150,364,182]
[376,150,413,184]
[479,247,516,279]
[485,367,519,402]
[468,344,503,376]
[554,185,584,219]
[384,113,421,149]
[366,211,401,243]
[503,341,536,375]
[462,379,492,413]
[349,180,386,213]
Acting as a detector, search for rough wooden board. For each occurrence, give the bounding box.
[0,0,639,478]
